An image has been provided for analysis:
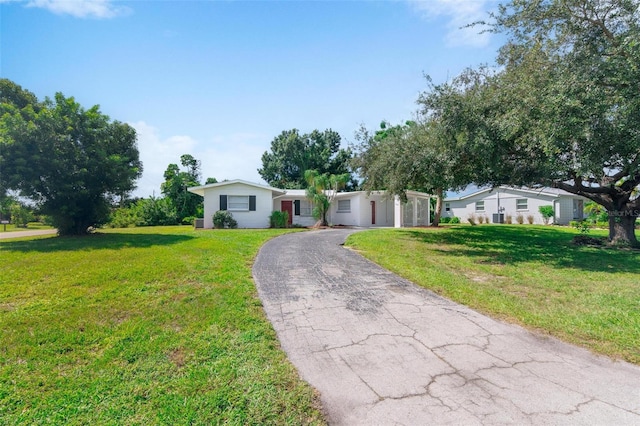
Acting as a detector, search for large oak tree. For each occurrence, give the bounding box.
[353,119,472,226]
[0,79,142,235]
[421,0,640,245]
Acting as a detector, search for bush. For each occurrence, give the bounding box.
[526,214,535,225]
[9,203,34,227]
[440,217,451,224]
[572,220,591,234]
[213,210,238,229]
[485,215,490,224]
[450,216,460,224]
[478,215,485,224]
[468,214,477,225]
[269,211,289,228]
[516,214,524,224]
[539,205,554,225]
[107,207,138,228]
[505,214,513,224]
[182,216,196,226]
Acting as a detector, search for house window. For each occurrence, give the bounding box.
[516,198,528,210]
[445,202,451,212]
[228,195,250,211]
[337,199,351,213]
[475,201,485,212]
[300,200,313,216]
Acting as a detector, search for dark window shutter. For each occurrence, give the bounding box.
[249,195,256,211]
[294,200,300,216]
[220,195,227,210]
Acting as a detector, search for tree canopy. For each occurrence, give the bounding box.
[258,129,355,189]
[0,79,142,235]
[304,169,350,226]
[356,0,639,243]
[161,154,205,222]
[353,118,472,226]
[420,0,640,245]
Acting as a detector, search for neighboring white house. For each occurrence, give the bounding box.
[441,186,588,225]
[188,180,433,229]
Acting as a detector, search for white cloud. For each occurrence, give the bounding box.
[24,0,130,18]
[199,133,268,185]
[130,122,268,198]
[130,121,198,198]
[409,0,495,47]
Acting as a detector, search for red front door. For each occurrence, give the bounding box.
[371,201,376,225]
[281,200,293,225]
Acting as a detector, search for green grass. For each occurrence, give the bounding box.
[346,225,640,364]
[0,226,324,425]
[0,222,53,232]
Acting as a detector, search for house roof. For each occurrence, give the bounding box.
[446,186,583,202]
[187,179,286,197]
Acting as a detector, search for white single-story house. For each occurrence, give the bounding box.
[441,186,588,225]
[187,179,433,229]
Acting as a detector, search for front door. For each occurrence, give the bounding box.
[371,201,376,225]
[281,200,293,225]
[573,199,584,220]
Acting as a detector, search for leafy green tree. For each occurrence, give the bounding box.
[259,129,355,189]
[420,0,640,245]
[9,201,35,227]
[539,205,555,225]
[161,154,204,222]
[353,119,470,226]
[0,79,142,235]
[304,169,350,226]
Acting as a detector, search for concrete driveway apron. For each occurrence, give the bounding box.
[253,229,640,425]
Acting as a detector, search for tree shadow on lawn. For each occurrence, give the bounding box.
[2,232,194,253]
[403,226,640,274]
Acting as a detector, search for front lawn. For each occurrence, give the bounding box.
[0,227,323,424]
[0,222,53,232]
[346,225,640,364]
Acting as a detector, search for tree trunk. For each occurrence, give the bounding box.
[431,188,443,227]
[321,209,328,227]
[608,213,638,247]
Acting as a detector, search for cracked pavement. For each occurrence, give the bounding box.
[252,229,640,425]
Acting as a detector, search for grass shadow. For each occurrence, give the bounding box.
[403,226,640,274]
[2,231,195,253]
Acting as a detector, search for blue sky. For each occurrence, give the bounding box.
[1,0,502,197]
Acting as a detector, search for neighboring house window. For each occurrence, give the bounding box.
[220,195,256,211]
[300,200,313,216]
[445,202,451,212]
[516,198,528,210]
[337,199,351,212]
[475,201,485,212]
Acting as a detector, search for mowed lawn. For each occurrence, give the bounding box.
[346,225,640,365]
[0,227,324,425]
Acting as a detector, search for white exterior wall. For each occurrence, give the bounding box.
[556,197,585,225]
[444,190,555,224]
[192,183,432,229]
[329,194,361,226]
[442,188,588,225]
[202,183,273,229]
[329,192,397,227]
[355,193,395,227]
[272,196,318,227]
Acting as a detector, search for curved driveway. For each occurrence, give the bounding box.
[253,229,640,425]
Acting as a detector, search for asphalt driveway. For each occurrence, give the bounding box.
[253,229,640,425]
